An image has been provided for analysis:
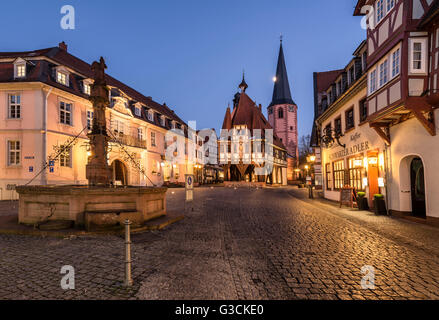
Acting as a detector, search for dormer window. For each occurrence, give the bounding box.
[57,71,69,86]
[16,64,26,78]
[83,80,92,95]
[85,84,92,95]
[160,115,165,126]
[148,110,154,122]
[171,121,176,129]
[14,58,26,79]
[134,106,141,117]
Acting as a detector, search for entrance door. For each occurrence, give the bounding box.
[410,158,426,218]
[367,159,379,208]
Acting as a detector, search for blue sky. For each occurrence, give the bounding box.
[1,0,365,138]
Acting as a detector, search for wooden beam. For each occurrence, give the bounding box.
[372,126,391,145]
[405,97,436,136]
[411,108,436,136]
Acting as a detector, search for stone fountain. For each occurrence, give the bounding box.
[16,58,167,231]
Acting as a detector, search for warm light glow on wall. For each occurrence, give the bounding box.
[368,157,378,165]
[354,159,363,168]
[378,177,385,187]
[379,153,385,168]
[363,177,368,187]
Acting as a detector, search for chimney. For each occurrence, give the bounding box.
[59,41,68,52]
[259,104,262,110]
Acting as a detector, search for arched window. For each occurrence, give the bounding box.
[278,108,284,119]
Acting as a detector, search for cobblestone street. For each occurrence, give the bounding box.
[1,187,439,300]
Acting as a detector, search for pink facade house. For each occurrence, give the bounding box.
[268,40,299,182]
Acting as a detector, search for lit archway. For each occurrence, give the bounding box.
[111,160,128,186]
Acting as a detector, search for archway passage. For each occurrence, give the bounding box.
[111,160,128,186]
[410,158,426,218]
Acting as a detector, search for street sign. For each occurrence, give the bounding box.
[29,166,34,173]
[49,167,54,173]
[185,174,194,203]
[49,160,55,167]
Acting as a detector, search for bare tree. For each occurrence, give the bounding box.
[299,135,312,158]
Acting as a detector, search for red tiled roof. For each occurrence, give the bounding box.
[224,92,285,149]
[315,70,343,93]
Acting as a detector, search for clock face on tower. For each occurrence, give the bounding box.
[288,106,294,112]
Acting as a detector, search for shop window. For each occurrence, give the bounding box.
[333,160,345,190]
[326,163,333,190]
[348,157,364,191]
[345,107,355,130]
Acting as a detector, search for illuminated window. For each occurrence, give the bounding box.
[7,141,21,166]
[349,157,364,191]
[326,163,333,191]
[57,71,68,86]
[84,83,91,95]
[333,160,345,190]
[15,64,26,78]
[8,94,21,119]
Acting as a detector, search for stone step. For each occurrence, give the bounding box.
[38,220,73,231]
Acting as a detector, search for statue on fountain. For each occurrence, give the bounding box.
[86,57,112,186]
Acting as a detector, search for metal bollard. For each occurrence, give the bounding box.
[124,219,133,287]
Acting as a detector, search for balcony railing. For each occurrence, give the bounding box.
[110,132,147,149]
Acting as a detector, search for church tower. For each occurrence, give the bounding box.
[267,38,299,182]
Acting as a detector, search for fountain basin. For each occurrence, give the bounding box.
[15,185,167,231]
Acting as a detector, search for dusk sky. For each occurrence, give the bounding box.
[1,0,365,138]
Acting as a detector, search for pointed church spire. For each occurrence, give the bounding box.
[270,38,294,107]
